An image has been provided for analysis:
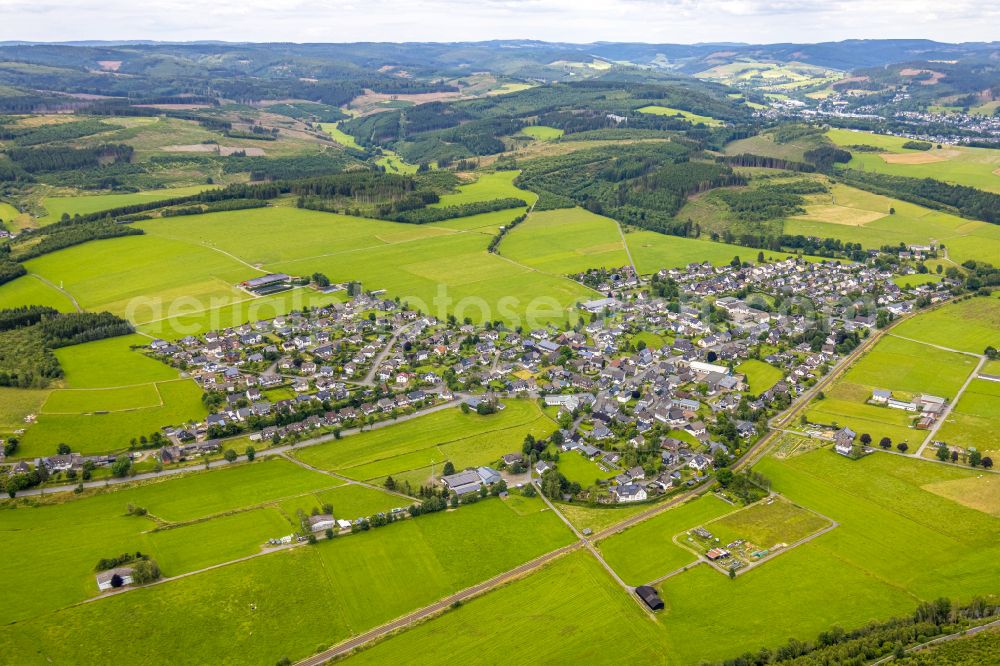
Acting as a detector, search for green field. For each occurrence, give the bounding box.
[555,450,617,488]
[704,496,831,551]
[24,234,250,320]
[0,386,51,430]
[0,458,336,625]
[891,296,1000,355]
[654,450,999,664]
[319,122,362,150]
[56,334,180,388]
[138,287,349,339]
[343,550,667,665]
[0,494,574,665]
[637,105,723,127]
[501,207,629,274]
[276,483,406,523]
[40,382,164,413]
[597,494,731,585]
[0,274,77,312]
[784,183,1000,265]
[521,125,564,140]
[627,231,803,272]
[432,171,536,208]
[19,379,207,457]
[37,184,218,224]
[736,359,784,393]
[826,128,1000,193]
[934,378,1000,453]
[292,401,555,485]
[806,334,977,443]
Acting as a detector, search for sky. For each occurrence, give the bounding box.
[0,0,998,44]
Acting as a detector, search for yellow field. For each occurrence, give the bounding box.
[922,476,1000,517]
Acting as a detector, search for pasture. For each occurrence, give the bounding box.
[342,550,668,665]
[934,377,1000,454]
[292,400,556,486]
[37,184,218,224]
[805,334,977,444]
[0,386,51,430]
[432,170,536,208]
[500,207,629,275]
[626,231,801,273]
[55,334,179,388]
[0,274,77,312]
[784,183,1000,265]
[826,128,1000,193]
[637,105,723,127]
[891,296,1000,355]
[319,122,362,150]
[555,450,617,488]
[736,359,784,393]
[521,125,564,140]
[703,496,832,553]
[24,234,250,321]
[597,494,731,585]
[0,458,336,625]
[276,483,406,524]
[653,449,1000,663]
[138,287,348,339]
[18,379,207,457]
[0,495,574,665]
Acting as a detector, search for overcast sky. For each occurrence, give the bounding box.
[1,0,997,44]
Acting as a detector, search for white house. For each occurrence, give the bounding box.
[612,483,647,503]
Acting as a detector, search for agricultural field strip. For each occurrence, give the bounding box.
[302,407,549,476]
[915,354,987,456]
[295,542,584,666]
[278,452,415,501]
[39,380,171,414]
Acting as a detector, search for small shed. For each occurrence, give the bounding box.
[635,585,664,611]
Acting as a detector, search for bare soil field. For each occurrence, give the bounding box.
[880,150,959,165]
[162,144,266,156]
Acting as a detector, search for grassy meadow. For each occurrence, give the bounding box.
[637,105,724,127]
[891,295,1000,355]
[826,128,1000,193]
[0,274,77,312]
[292,400,556,487]
[736,359,784,393]
[597,494,731,585]
[500,207,629,275]
[521,125,564,140]
[343,550,667,666]
[37,184,218,224]
[783,183,1000,265]
[806,333,978,445]
[0,492,574,665]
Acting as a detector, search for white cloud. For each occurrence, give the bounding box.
[0,0,997,43]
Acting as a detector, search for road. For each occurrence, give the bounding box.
[360,321,417,386]
[617,222,641,286]
[16,396,464,498]
[915,354,985,457]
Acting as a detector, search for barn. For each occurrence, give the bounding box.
[635,585,664,611]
